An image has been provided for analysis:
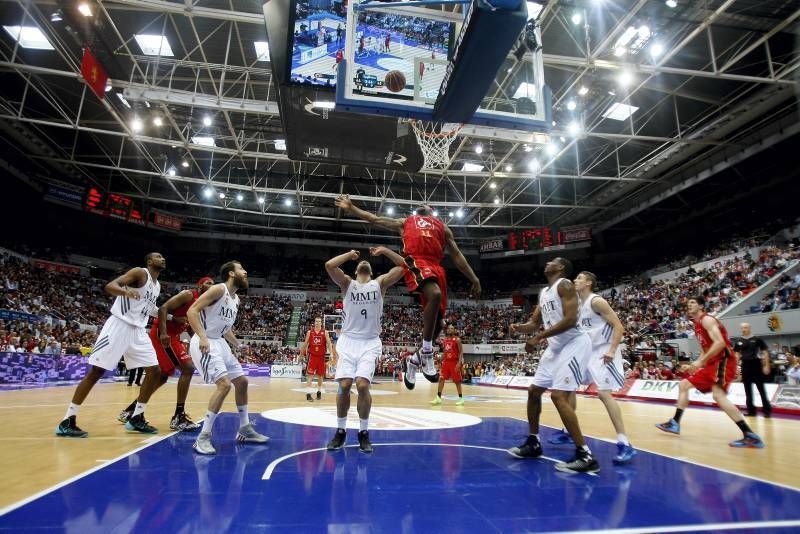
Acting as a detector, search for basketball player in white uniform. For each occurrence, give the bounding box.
[563,271,636,464]
[324,247,406,453]
[56,253,166,437]
[187,260,269,455]
[508,257,599,474]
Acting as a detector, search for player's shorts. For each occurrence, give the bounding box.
[532,333,592,391]
[189,334,245,384]
[440,359,462,383]
[148,326,191,376]
[688,350,737,393]
[88,315,157,371]
[583,344,626,392]
[334,333,381,383]
[307,355,326,377]
[403,255,447,315]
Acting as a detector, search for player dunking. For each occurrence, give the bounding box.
[430,324,465,406]
[118,276,214,431]
[301,317,337,402]
[324,248,405,453]
[187,261,269,455]
[508,258,599,473]
[334,195,480,390]
[656,295,765,448]
[56,253,165,437]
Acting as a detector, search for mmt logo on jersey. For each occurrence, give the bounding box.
[218,307,236,320]
[350,290,379,302]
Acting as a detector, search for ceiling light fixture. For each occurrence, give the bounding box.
[77,3,92,17]
[665,0,677,7]
[131,117,143,132]
[566,100,576,111]
[236,193,244,201]
[578,86,588,96]
[181,160,189,168]
[203,187,213,198]
[284,197,293,207]
[571,12,582,25]
[153,116,163,127]
[3,26,55,50]
[202,115,212,127]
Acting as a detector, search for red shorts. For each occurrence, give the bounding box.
[307,356,326,377]
[688,351,737,393]
[148,326,191,376]
[403,256,447,316]
[440,360,462,383]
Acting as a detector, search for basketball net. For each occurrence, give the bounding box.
[406,120,463,171]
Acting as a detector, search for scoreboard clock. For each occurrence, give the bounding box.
[84,187,145,226]
[507,227,561,251]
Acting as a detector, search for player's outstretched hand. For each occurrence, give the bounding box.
[469,279,482,300]
[509,323,521,334]
[369,246,387,256]
[335,194,352,211]
[349,249,360,260]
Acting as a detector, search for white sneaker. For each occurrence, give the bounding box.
[236,423,270,444]
[193,431,216,455]
[419,349,439,383]
[404,355,418,390]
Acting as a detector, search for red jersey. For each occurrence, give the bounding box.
[442,336,460,362]
[692,312,733,363]
[402,215,446,261]
[307,329,327,358]
[152,289,199,336]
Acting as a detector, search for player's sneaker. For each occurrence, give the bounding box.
[358,430,373,453]
[306,393,314,402]
[193,431,216,455]
[655,419,681,435]
[729,432,765,448]
[404,357,418,390]
[316,391,322,400]
[548,429,575,445]
[236,423,270,444]
[117,410,132,424]
[508,435,542,459]
[125,413,158,434]
[55,416,88,438]
[418,349,439,383]
[555,450,600,474]
[613,443,637,464]
[170,412,200,432]
[327,429,346,450]
[430,396,442,406]
[455,398,464,406]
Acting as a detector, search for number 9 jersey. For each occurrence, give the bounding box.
[341,279,383,340]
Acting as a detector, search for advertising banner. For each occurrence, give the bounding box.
[270,364,303,379]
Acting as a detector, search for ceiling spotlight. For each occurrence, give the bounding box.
[203,187,213,198]
[529,159,541,171]
[432,210,439,217]
[578,86,588,96]
[665,0,677,7]
[523,144,532,152]
[77,2,92,17]
[566,100,576,111]
[505,164,512,172]
[104,81,112,93]
[153,116,163,127]
[650,42,664,58]
[489,182,497,189]
[386,206,395,215]
[493,197,500,205]
[257,196,265,204]
[455,208,464,219]
[167,167,176,177]
[234,193,242,202]
[448,211,454,217]
[618,69,634,87]
[219,192,226,199]
[614,46,626,57]
[284,197,293,207]
[475,144,483,154]
[131,117,143,132]
[545,143,558,156]
[571,12,582,25]
[202,115,212,127]
[50,11,63,22]
[181,160,189,168]
[567,121,581,137]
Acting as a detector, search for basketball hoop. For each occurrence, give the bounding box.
[405,119,463,171]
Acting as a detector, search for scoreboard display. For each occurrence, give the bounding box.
[481,227,592,256]
[84,187,145,226]
[507,227,561,251]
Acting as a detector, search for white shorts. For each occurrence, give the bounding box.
[334,334,381,383]
[189,335,245,384]
[583,345,626,391]
[88,315,157,371]
[532,333,592,391]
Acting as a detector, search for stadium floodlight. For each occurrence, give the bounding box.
[566,100,576,111]
[505,164,512,172]
[131,117,143,133]
[202,115,212,127]
[448,211,454,217]
[284,197,293,207]
[571,12,582,25]
[152,116,163,127]
[203,187,213,198]
[181,160,189,168]
[432,210,439,217]
[77,3,92,17]
[167,167,176,177]
[614,46,627,57]
[523,144,532,152]
[219,192,226,199]
[617,69,634,87]
[490,182,497,189]
[567,121,582,137]
[529,159,541,172]
[665,0,677,7]
[475,144,483,154]
[578,86,589,96]
[386,206,395,215]
[650,42,664,58]
[257,196,265,204]
[545,143,558,156]
[236,193,244,202]
[455,209,464,219]
[493,197,500,205]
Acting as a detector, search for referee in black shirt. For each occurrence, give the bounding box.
[732,323,772,417]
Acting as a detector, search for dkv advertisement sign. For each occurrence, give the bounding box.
[269,364,303,379]
[628,379,778,408]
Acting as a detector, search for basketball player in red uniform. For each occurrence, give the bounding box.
[335,195,480,390]
[656,295,765,448]
[431,324,464,406]
[301,317,336,401]
[118,277,214,431]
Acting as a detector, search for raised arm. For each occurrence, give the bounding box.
[187,283,225,354]
[105,267,147,298]
[444,225,481,299]
[592,296,625,361]
[376,266,407,294]
[370,245,406,267]
[335,194,405,232]
[325,250,359,291]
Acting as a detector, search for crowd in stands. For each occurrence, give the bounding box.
[753,270,800,313]
[236,295,293,340]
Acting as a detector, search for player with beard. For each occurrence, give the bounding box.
[187,261,269,455]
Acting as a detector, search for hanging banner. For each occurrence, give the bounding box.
[80,48,109,100]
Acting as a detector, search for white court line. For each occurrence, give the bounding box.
[501,415,800,494]
[539,519,800,534]
[0,431,177,517]
[261,442,591,480]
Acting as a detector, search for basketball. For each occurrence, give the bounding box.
[384,70,406,92]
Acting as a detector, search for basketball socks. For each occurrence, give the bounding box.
[673,408,684,423]
[124,400,137,413]
[202,411,217,434]
[617,434,630,446]
[359,418,369,432]
[237,405,249,427]
[437,392,442,398]
[64,403,80,420]
[736,420,753,436]
[337,417,347,430]
[422,340,432,352]
[174,402,185,416]
[132,402,146,417]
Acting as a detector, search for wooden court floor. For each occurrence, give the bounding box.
[1,377,797,509]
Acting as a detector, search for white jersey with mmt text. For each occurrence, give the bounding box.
[538,278,582,352]
[341,279,383,340]
[201,284,240,339]
[110,268,160,328]
[578,293,614,349]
